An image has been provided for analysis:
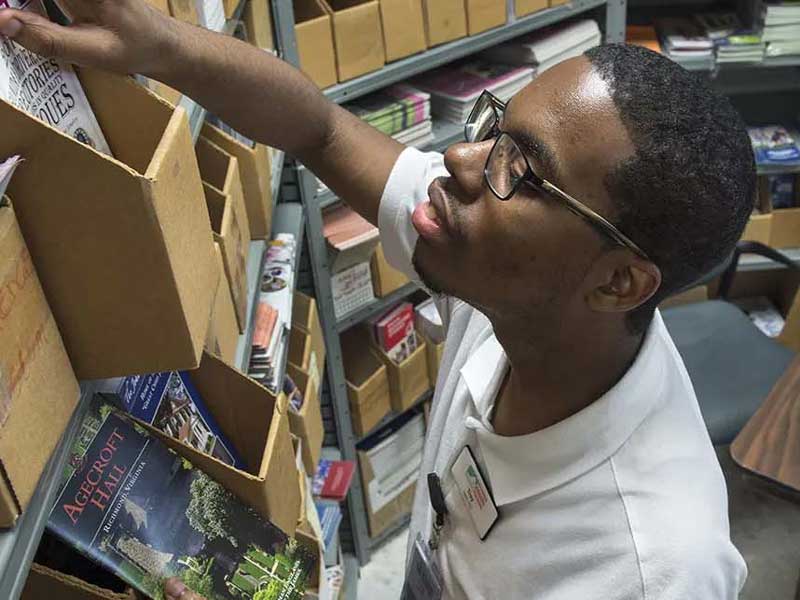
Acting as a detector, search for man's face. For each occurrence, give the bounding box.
[411,57,637,326]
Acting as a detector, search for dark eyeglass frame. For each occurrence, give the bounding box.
[465,90,651,262]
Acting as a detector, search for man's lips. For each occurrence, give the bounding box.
[411,179,452,241]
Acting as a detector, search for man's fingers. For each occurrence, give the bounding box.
[164,577,206,600]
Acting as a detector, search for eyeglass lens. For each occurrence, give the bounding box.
[486,133,530,199]
[465,93,501,143]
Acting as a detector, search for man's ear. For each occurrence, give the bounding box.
[586,251,661,313]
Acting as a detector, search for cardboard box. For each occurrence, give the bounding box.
[288,293,327,388]
[0,206,79,527]
[294,0,339,88]
[371,242,410,297]
[146,78,183,106]
[205,242,240,363]
[133,351,301,534]
[22,564,136,600]
[422,0,467,47]
[549,0,568,5]
[292,291,320,332]
[357,449,416,538]
[342,331,391,436]
[2,68,217,379]
[514,0,547,17]
[222,0,238,19]
[168,0,200,24]
[659,285,709,310]
[202,123,273,239]
[146,0,170,14]
[197,137,251,330]
[425,336,444,383]
[288,363,324,476]
[741,212,773,245]
[324,0,386,82]
[770,208,800,248]
[465,0,505,35]
[244,0,276,49]
[373,337,430,412]
[379,0,427,62]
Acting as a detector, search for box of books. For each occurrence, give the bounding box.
[205,242,240,364]
[202,122,273,239]
[0,66,216,379]
[323,0,386,81]
[515,0,546,17]
[22,563,136,600]
[465,0,505,35]
[197,137,251,330]
[294,0,339,88]
[287,363,324,477]
[289,296,327,389]
[0,204,79,527]
[341,329,392,437]
[373,334,430,412]
[378,0,427,61]
[422,0,467,47]
[371,242,411,297]
[47,398,317,599]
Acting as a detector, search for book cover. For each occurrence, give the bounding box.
[48,399,316,600]
[99,372,246,470]
[749,126,800,164]
[347,84,430,136]
[412,61,534,103]
[370,303,417,363]
[312,460,355,502]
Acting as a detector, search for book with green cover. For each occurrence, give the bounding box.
[347,84,431,137]
[47,398,316,600]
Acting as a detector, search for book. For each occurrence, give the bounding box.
[312,459,356,501]
[695,12,741,40]
[347,84,431,137]
[48,399,317,600]
[98,372,246,469]
[0,0,111,155]
[368,302,417,363]
[322,204,379,251]
[748,126,800,165]
[313,501,342,552]
[283,373,304,412]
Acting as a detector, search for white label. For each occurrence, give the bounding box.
[451,447,498,540]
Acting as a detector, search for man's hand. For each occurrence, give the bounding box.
[164,577,206,600]
[0,0,178,76]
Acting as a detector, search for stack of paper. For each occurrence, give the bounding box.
[411,60,534,123]
[347,84,434,148]
[656,17,714,66]
[715,31,765,63]
[482,19,602,73]
[763,2,800,57]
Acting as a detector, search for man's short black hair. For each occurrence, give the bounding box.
[584,43,756,333]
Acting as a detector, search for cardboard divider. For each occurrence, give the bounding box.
[741,213,773,244]
[341,329,391,436]
[379,0,427,62]
[292,291,319,332]
[288,293,327,388]
[135,351,301,535]
[770,208,800,248]
[371,242,410,297]
[202,123,273,239]
[168,0,200,24]
[244,0,276,50]
[514,0,547,17]
[357,449,416,538]
[465,0,506,35]
[323,0,387,82]
[417,328,444,384]
[287,363,324,476]
[22,563,135,600]
[205,241,240,363]
[422,0,467,47]
[294,0,339,88]
[1,68,217,379]
[372,338,430,412]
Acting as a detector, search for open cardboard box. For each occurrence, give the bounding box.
[1,68,216,379]
[422,0,467,47]
[742,180,775,245]
[202,122,274,239]
[22,563,136,600]
[244,0,276,50]
[0,205,79,527]
[417,327,444,384]
[205,242,240,364]
[371,335,430,412]
[515,0,547,17]
[371,242,410,297]
[465,0,506,35]
[287,363,324,476]
[770,207,800,248]
[379,0,427,62]
[357,448,416,538]
[294,0,339,88]
[134,351,301,535]
[168,0,201,23]
[289,293,327,388]
[323,0,386,81]
[341,329,391,436]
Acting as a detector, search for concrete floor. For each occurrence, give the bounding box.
[359,447,800,599]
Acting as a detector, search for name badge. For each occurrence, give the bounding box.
[450,446,498,540]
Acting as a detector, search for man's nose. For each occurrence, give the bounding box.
[443,140,493,203]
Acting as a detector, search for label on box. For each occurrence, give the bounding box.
[332,262,374,319]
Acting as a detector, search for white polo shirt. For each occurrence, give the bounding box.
[378,148,747,600]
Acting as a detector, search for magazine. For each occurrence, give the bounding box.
[0,0,111,154]
[48,398,317,600]
[748,126,800,165]
[97,372,246,469]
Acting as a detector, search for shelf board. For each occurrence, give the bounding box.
[336,282,420,332]
[680,55,800,73]
[357,390,433,444]
[0,383,96,600]
[322,0,607,104]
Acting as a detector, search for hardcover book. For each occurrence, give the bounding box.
[48,399,316,600]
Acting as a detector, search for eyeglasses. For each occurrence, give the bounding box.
[464,90,650,261]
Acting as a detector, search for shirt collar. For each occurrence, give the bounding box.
[460,311,669,507]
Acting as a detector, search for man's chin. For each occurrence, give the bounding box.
[412,248,448,296]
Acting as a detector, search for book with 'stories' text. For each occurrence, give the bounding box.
[0,0,111,154]
[47,399,316,600]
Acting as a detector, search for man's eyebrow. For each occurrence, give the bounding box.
[506,128,560,184]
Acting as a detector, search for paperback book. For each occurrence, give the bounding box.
[748,126,800,165]
[48,399,317,600]
[347,84,431,137]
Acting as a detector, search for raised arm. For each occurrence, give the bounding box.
[0,0,401,224]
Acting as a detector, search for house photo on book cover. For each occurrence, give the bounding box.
[47,398,317,600]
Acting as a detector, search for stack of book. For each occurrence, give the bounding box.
[248,233,297,392]
[411,60,534,123]
[748,126,800,170]
[346,84,434,148]
[763,2,800,58]
[481,19,601,73]
[656,17,714,67]
[715,31,765,64]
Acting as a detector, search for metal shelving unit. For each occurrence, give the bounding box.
[337,282,420,332]
[356,390,433,444]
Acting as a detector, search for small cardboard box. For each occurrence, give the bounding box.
[287,363,324,476]
[371,242,410,297]
[379,0,427,62]
[465,0,505,35]
[222,0,238,19]
[294,0,339,88]
[323,0,386,82]
[244,0,276,50]
[2,68,217,379]
[514,0,547,17]
[422,0,467,47]
[288,296,327,388]
[205,242,240,364]
[292,291,320,332]
[741,212,773,245]
[769,208,800,248]
[22,563,136,600]
[197,137,251,330]
[373,337,430,412]
[136,351,301,534]
[146,0,170,14]
[424,335,444,383]
[0,205,79,527]
[202,122,273,239]
[357,451,416,538]
[168,0,200,24]
[342,330,391,436]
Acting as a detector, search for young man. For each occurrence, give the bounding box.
[0,2,755,597]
